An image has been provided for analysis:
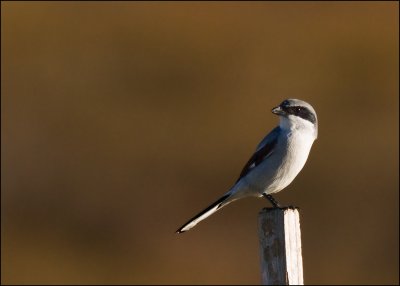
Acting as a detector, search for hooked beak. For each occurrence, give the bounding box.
[271,106,285,116]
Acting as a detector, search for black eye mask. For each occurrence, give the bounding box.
[282,105,316,124]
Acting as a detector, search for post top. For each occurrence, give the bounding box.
[259,206,300,214]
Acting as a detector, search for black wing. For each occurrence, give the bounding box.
[235,129,279,183]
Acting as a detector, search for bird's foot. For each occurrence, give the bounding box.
[262,194,299,210]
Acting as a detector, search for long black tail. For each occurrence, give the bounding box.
[176,193,232,233]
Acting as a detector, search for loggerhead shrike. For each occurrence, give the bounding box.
[176,99,318,233]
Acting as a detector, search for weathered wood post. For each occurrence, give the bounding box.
[258,207,304,285]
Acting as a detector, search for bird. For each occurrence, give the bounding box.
[176,99,318,233]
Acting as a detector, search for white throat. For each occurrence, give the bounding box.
[279,115,318,139]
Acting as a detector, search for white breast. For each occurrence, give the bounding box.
[266,116,316,193]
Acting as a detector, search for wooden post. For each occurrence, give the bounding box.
[258,207,304,285]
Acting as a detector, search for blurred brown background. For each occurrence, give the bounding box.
[1,1,398,285]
